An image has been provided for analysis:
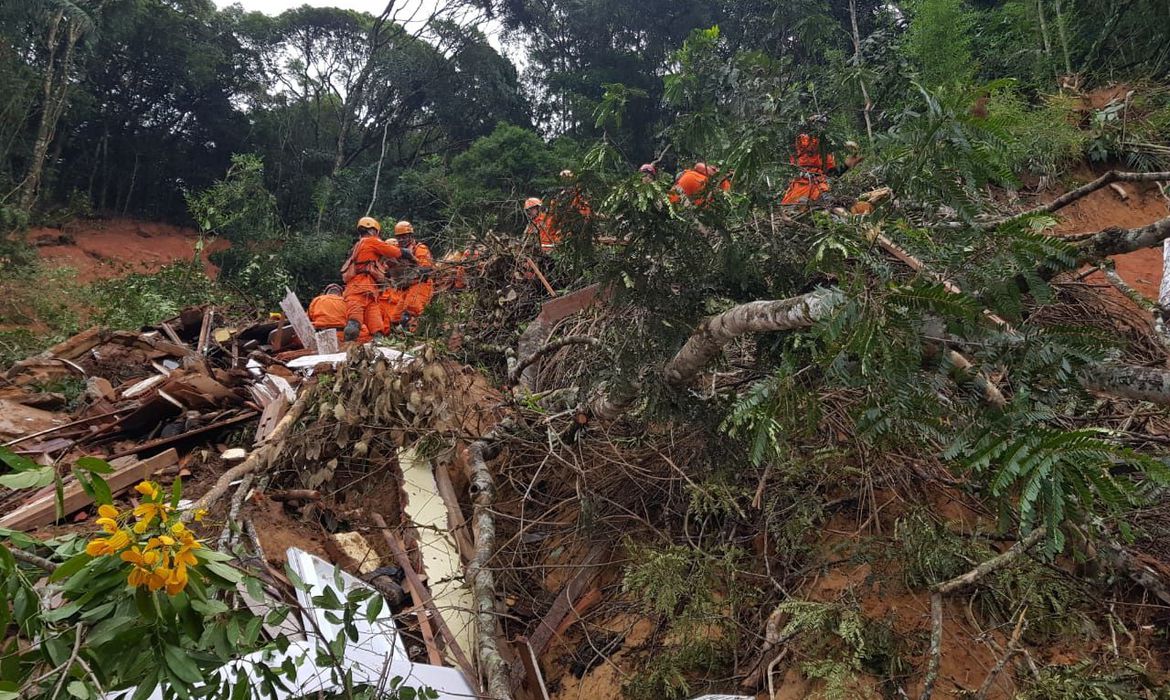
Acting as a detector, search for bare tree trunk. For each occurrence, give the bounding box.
[1075,214,1170,261]
[848,0,874,146]
[468,438,514,700]
[18,11,66,212]
[1080,364,1170,405]
[1035,0,1055,77]
[1052,0,1073,76]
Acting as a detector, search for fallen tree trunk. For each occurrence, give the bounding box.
[1074,215,1170,262]
[1080,363,1170,405]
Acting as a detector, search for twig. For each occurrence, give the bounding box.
[921,527,1046,700]
[507,336,601,386]
[8,546,59,572]
[183,388,311,521]
[48,625,82,700]
[973,607,1027,700]
[989,170,1170,225]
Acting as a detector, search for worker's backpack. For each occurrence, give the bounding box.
[340,239,387,284]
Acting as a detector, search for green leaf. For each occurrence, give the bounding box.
[50,553,93,583]
[0,467,55,490]
[203,561,243,584]
[75,457,113,475]
[0,447,40,472]
[190,598,230,616]
[365,594,384,621]
[129,670,158,700]
[66,680,90,699]
[164,644,204,685]
[171,478,182,509]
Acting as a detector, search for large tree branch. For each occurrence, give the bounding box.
[1079,363,1170,404]
[663,288,846,386]
[1074,215,1170,261]
[992,171,1170,226]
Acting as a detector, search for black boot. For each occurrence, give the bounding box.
[343,320,360,341]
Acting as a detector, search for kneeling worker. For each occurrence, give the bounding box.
[341,216,414,341]
[308,284,370,344]
[780,118,862,206]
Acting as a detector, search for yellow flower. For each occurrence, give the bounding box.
[85,530,131,557]
[192,509,208,523]
[128,565,151,588]
[134,481,161,500]
[170,522,188,537]
[95,517,119,534]
[132,502,170,531]
[98,504,119,519]
[165,565,189,595]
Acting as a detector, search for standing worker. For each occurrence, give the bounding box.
[340,217,414,341]
[780,116,862,206]
[393,220,433,331]
[523,197,559,251]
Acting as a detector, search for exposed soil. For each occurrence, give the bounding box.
[1048,164,1170,299]
[26,217,229,283]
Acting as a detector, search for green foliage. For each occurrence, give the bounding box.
[621,544,748,700]
[187,154,281,242]
[777,599,910,694]
[1018,660,1166,699]
[901,0,976,88]
[89,263,238,330]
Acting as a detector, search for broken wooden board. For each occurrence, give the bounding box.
[0,399,68,442]
[315,329,339,354]
[397,448,477,668]
[326,532,381,575]
[534,283,609,325]
[279,288,318,353]
[0,448,179,531]
[254,393,290,444]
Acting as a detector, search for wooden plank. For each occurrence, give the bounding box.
[370,513,476,680]
[434,460,475,564]
[0,449,178,531]
[515,636,552,700]
[197,307,214,355]
[525,258,557,297]
[315,329,339,354]
[254,393,290,444]
[535,283,608,325]
[279,288,318,353]
[527,547,608,655]
[159,322,186,347]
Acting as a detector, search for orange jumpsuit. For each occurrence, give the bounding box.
[669,170,730,206]
[780,134,836,206]
[342,235,403,336]
[526,212,559,251]
[309,293,370,344]
[402,240,434,318]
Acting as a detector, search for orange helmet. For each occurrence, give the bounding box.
[356,216,381,233]
[524,197,543,209]
[694,162,718,176]
[393,220,414,236]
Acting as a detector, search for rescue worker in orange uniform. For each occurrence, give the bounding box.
[523,197,559,251]
[780,119,862,206]
[309,284,370,344]
[669,162,730,207]
[341,217,414,341]
[393,220,433,331]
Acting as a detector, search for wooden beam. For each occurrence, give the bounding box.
[527,547,608,655]
[371,513,476,680]
[0,449,179,531]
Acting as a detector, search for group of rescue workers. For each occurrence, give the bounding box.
[308,218,434,343]
[307,118,860,346]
